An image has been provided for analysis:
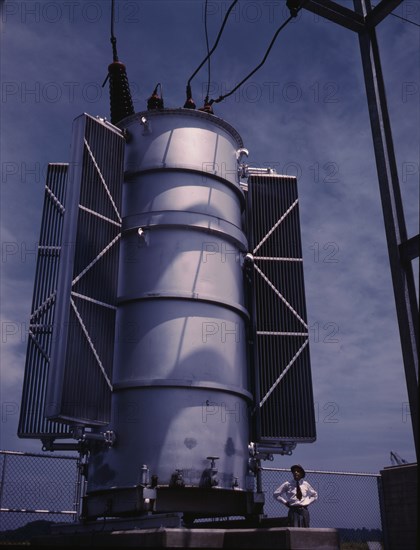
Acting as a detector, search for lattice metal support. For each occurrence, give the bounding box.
[301,0,418,460]
[354,0,419,458]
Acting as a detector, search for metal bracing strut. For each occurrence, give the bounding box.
[300,0,419,459]
[354,0,418,458]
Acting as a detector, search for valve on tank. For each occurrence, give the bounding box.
[170,469,185,488]
[140,464,149,485]
[201,456,219,488]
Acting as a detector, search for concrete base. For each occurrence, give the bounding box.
[34,526,340,549]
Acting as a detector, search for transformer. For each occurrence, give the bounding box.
[18,108,315,522]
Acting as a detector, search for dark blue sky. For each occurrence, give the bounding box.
[1,0,418,474]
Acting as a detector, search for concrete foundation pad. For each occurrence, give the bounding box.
[34,526,340,549]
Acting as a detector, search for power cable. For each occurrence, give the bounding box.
[209,1,306,106]
[184,0,238,106]
[372,3,420,27]
[390,13,420,27]
[110,0,118,62]
[187,0,238,86]
[384,10,420,27]
[204,0,211,103]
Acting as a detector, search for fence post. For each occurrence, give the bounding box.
[376,475,388,550]
[73,451,87,522]
[0,454,7,511]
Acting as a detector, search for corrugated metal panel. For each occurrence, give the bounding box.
[18,163,71,438]
[247,174,316,443]
[45,114,125,426]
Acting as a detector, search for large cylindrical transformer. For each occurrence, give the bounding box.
[86,109,252,516]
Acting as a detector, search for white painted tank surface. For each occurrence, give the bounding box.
[87,109,251,503]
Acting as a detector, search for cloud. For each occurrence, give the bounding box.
[0,0,417,473]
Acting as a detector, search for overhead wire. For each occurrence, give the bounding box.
[203,0,211,103]
[185,0,238,104]
[110,0,119,62]
[388,12,420,27]
[210,17,293,105]
[102,0,119,86]
[187,0,238,86]
[209,1,308,106]
[370,3,420,27]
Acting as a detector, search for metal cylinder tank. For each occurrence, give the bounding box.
[86,109,252,517]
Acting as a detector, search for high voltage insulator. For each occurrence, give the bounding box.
[183,84,196,109]
[199,100,214,114]
[147,83,164,110]
[107,61,135,125]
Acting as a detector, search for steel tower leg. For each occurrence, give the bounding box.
[354,0,419,459]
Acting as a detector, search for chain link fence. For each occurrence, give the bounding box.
[0,450,82,543]
[261,467,383,548]
[0,451,384,547]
